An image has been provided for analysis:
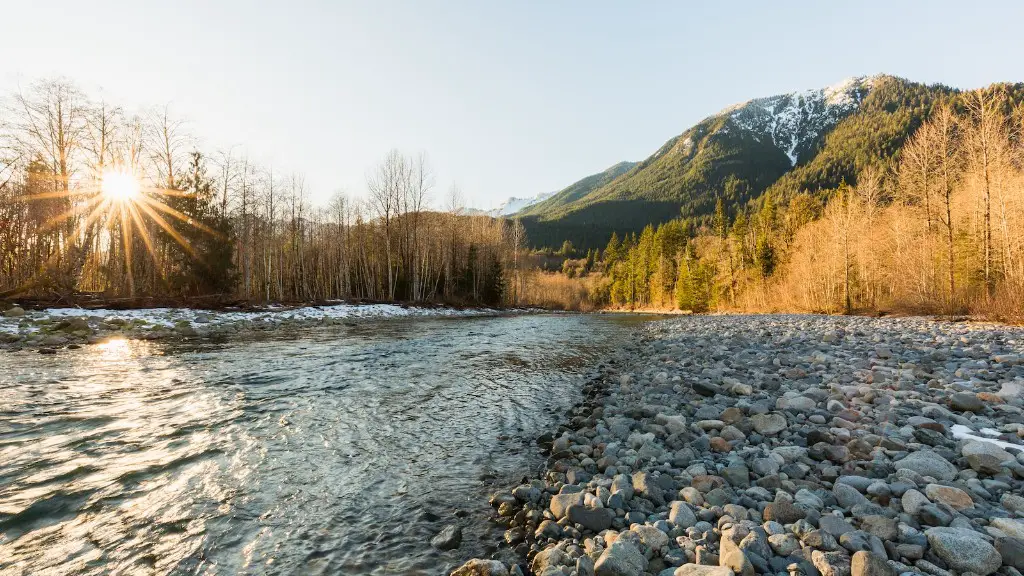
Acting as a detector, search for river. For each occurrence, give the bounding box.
[0,313,649,575]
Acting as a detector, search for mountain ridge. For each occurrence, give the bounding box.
[517,74,953,248]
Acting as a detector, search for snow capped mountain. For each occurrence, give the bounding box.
[486,192,556,217]
[719,75,878,165]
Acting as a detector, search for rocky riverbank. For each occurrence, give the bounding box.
[0,303,508,352]
[452,315,1024,576]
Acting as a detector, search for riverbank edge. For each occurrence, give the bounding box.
[450,323,650,576]
[450,314,1024,576]
[0,301,546,353]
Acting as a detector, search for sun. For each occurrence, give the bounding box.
[101,168,141,203]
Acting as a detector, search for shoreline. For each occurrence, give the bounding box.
[0,301,533,353]
[452,314,1024,576]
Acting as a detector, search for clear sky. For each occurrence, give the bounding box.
[2,1,1023,210]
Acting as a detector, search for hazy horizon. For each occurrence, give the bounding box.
[3,0,1024,210]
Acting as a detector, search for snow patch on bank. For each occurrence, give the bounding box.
[951,424,1023,451]
[2,303,506,333]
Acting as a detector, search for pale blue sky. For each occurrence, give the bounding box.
[2,1,1022,209]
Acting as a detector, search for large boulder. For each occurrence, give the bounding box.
[595,539,647,576]
[950,392,984,412]
[923,484,973,510]
[750,413,787,435]
[811,550,852,576]
[925,527,1002,575]
[669,501,697,528]
[719,536,754,576]
[991,517,1024,540]
[567,504,613,532]
[451,559,509,576]
[430,524,462,550]
[532,548,568,575]
[893,450,958,481]
[550,492,584,519]
[962,441,1014,474]
[631,472,666,506]
[850,551,894,576]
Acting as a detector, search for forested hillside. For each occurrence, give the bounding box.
[560,82,1024,320]
[521,75,957,250]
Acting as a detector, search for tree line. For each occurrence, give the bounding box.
[0,79,523,306]
[572,84,1024,320]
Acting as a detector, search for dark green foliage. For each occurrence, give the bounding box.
[162,151,236,296]
[519,161,637,217]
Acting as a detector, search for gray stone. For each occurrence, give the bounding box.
[550,492,584,519]
[819,515,855,537]
[858,516,897,541]
[996,536,1024,571]
[763,500,806,524]
[632,472,666,506]
[950,392,983,412]
[893,450,958,481]
[768,533,800,556]
[578,555,596,576]
[719,536,754,576]
[674,566,734,576]
[596,539,648,576]
[811,550,852,576]
[669,501,697,528]
[430,524,462,550]
[2,306,25,318]
[834,483,870,509]
[568,504,613,532]
[1003,493,1024,515]
[634,525,670,551]
[900,489,930,515]
[532,548,568,575]
[925,527,1002,575]
[451,559,510,576]
[750,413,787,435]
[962,440,1013,474]
[991,517,1024,540]
[850,551,895,576]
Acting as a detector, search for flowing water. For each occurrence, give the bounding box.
[0,313,648,575]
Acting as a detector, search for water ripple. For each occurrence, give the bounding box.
[0,314,647,575]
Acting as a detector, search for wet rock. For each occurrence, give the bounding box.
[3,306,25,317]
[430,524,462,550]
